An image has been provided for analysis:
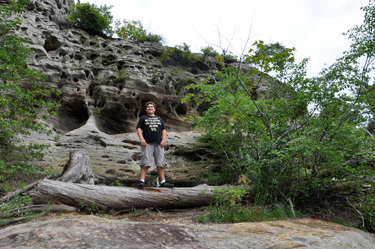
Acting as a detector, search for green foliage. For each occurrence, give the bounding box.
[198,188,295,223]
[0,193,34,226]
[361,204,375,232]
[183,1,375,210]
[67,2,113,37]
[162,43,200,66]
[0,0,60,178]
[79,201,103,215]
[114,19,163,43]
[112,179,124,187]
[201,46,218,57]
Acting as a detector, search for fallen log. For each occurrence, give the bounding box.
[33,179,237,210]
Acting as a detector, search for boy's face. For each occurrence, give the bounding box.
[146,104,156,116]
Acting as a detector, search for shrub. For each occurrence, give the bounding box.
[114,19,163,43]
[162,43,200,66]
[201,46,218,57]
[67,3,113,37]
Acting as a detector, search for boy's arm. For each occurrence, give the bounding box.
[160,129,167,148]
[137,128,147,147]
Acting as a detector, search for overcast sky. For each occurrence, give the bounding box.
[87,0,369,77]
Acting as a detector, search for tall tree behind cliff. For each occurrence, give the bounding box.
[0,0,59,180]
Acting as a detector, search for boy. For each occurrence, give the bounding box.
[136,101,174,188]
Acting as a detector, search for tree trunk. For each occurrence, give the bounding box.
[58,151,96,184]
[33,179,234,210]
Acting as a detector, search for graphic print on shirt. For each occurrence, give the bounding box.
[145,117,162,132]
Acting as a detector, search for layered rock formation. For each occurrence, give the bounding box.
[1,215,375,248]
[14,0,226,186]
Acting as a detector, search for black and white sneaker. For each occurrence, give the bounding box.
[137,181,145,189]
[160,181,174,188]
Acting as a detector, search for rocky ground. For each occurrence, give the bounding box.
[1,211,375,248]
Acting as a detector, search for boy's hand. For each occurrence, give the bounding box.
[140,139,147,147]
[160,139,166,148]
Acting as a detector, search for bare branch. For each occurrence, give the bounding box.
[346,197,364,228]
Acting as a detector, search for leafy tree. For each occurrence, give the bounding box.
[183,0,375,209]
[114,19,163,43]
[0,0,59,181]
[67,2,113,37]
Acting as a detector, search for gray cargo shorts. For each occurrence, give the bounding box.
[139,143,167,168]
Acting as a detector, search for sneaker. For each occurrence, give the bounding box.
[160,181,174,188]
[137,181,145,189]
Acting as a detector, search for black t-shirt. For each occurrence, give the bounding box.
[136,115,166,144]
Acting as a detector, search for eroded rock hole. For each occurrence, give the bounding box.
[21,27,27,31]
[60,72,67,79]
[52,99,89,134]
[73,78,78,82]
[176,104,187,115]
[97,100,106,108]
[95,103,135,134]
[90,54,98,60]
[59,51,67,57]
[27,2,35,10]
[44,36,61,52]
[101,43,107,48]
[84,70,90,78]
[74,54,82,61]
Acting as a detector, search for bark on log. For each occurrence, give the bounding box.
[59,151,96,184]
[34,179,237,210]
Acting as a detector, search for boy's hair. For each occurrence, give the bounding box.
[145,101,156,109]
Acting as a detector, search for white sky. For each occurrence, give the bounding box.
[87,0,369,77]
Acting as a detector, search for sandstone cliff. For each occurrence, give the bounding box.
[14,0,232,186]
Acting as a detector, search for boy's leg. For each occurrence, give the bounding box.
[140,166,149,181]
[138,144,153,188]
[156,166,165,182]
[154,145,173,188]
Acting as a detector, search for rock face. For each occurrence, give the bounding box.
[0,216,374,248]
[13,0,224,185]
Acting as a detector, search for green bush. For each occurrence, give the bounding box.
[183,0,375,209]
[201,46,218,57]
[114,19,163,43]
[162,43,200,66]
[198,188,296,224]
[67,3,113,37]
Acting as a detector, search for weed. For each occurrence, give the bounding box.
[79,201,103,215]
[112,180,124,187]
